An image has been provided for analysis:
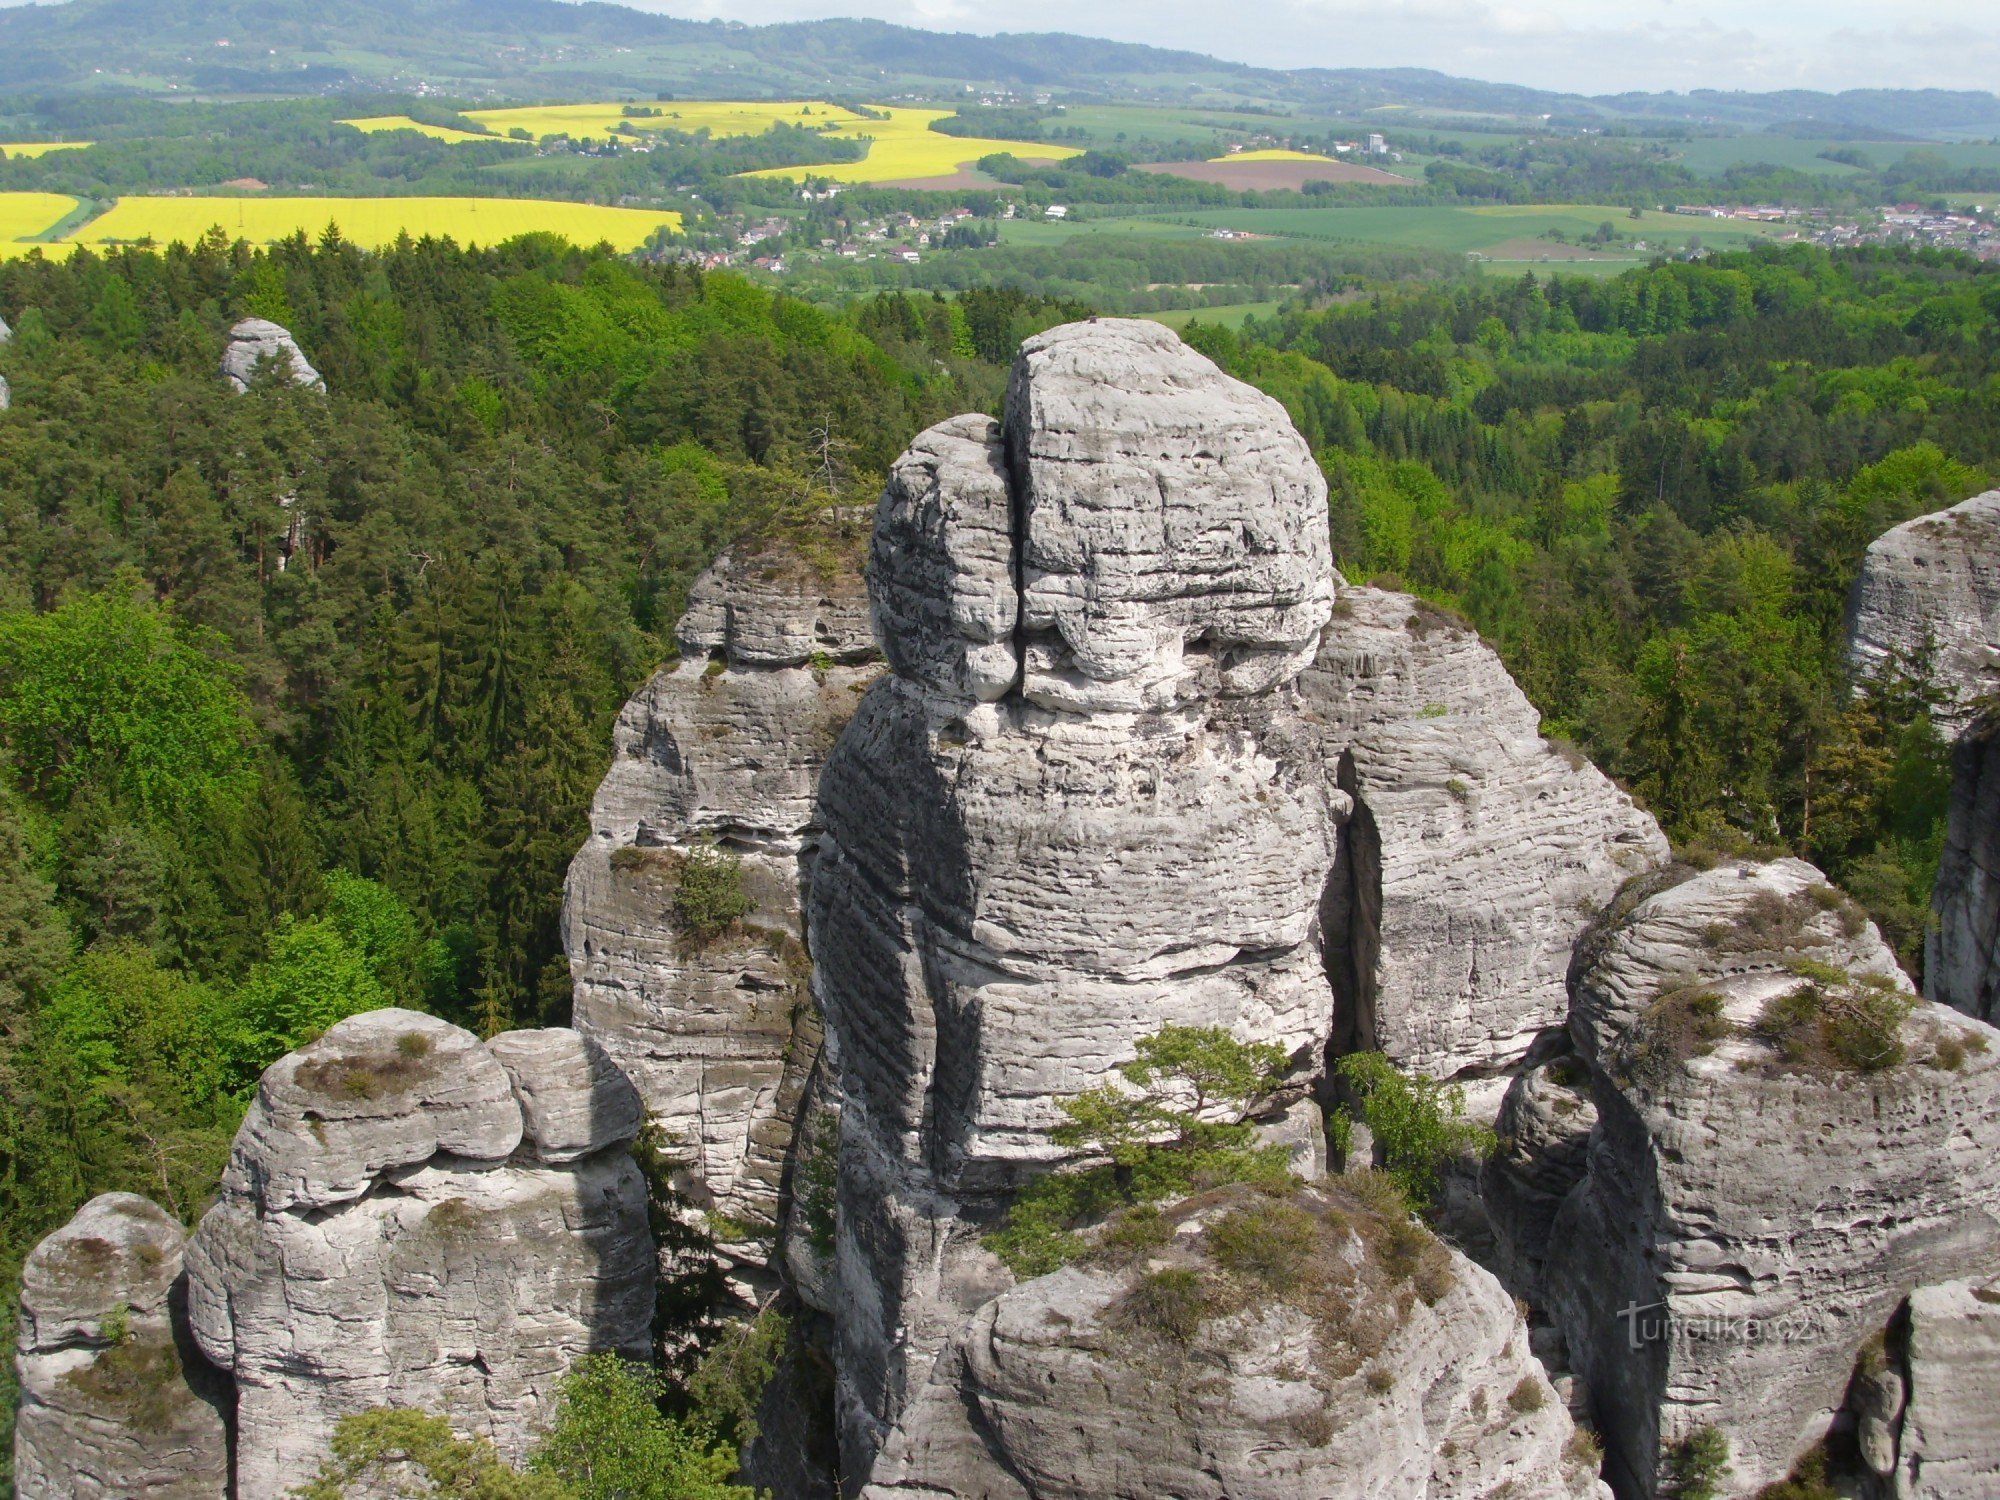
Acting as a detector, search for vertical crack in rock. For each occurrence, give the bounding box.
[1928,711,2000,1023]
[1322,749,1382,1060]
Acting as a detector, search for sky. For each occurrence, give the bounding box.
[622,0,2000,95]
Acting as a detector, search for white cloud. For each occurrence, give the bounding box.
[620,0,2000,95]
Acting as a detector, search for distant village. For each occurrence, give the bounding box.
[1670,202,2000,260]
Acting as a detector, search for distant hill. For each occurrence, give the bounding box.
[0,0,1996,139]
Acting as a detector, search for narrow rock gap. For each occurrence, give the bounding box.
[1322,749,1382,1065]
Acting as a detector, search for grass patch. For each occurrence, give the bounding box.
[63,1336,187,1435]
[1755,977,1913,1073]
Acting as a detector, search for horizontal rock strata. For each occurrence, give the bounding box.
[185,1010,653,1498]
[1846,488,2000,735]
[565,530,879,1286]
[1537,858,2000,1497]
[811,321,1348,1477]
[13,1194,228,1500]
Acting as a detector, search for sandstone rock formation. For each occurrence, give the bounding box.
[564,527,879,1289]
[185,1010,653,1498]
[220,315,323,393]
[1529,858,2000,1497]
[1896,1275,2000,1498]
[13,1194,228,1500]
[1301,587,1668,1095]
[864,1181,1604,1500]
[1847,489,2000,734]
[1927,711,2000,1023]
[810,320,1350,1475]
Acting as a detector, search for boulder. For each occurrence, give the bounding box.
[220,316,323,393]
[1846,489,2000,735]
[1300,587,1669,1090]
[1927,711,2000,1023]
[13,1194,229,1499]
[564,528,880,1288]
[219,1007,521,1213]
[1534,858,2000,1497]
[485,1026,645,1163]
[1008,318,1336,713]
[185,1011,653,1498]
[863,1181,1605,1500]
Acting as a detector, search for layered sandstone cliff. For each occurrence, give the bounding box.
[1524,859,2000,1497]
[1301,587,1667,1094]
[564,528,878,1289]
[1846,489,2000,734]
[809,320,1348,1474]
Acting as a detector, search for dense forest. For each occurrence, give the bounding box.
[0,231,1992,1477]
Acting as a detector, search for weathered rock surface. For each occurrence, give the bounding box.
[220,1008,521,1213]
[13,1194,228,1500]
[1847,489,2000,734]
[485,1027,644,1163]
[1301,588,1669,1088]
[1009,318,1337,713]
[864,1182,1603,1500]
[811,321,1349,1476]
[1897,1276,2000,1498]
[185,1008,653,1498]
[870,414,1019,704]
[1535,858,2000,1497]
[564,530,880,1279]
[1480,1050,1596,1308]
[1927,711,2000,1024]
[220,316,323,393]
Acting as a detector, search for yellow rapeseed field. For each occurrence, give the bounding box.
[397,96,1079,186]
[68,196,682,251]
[742,106,1079,184]
[0,192,83,258]
[0,141,92,159]
[463,99,872,142]
[338,116,496,145]
[1209,149,1340,163]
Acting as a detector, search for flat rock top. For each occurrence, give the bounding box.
[19,1193,184,1348]
[227,317,295,342]
[223,1008,523,1212]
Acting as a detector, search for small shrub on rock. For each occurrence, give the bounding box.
[1663,1425,1731,1500]
[671,845,755,946]
[1332,1051,1496,1211]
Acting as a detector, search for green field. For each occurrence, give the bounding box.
[1046,204,1785,259]
[1664,134,2000,178]
[1142,301,1281,329]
